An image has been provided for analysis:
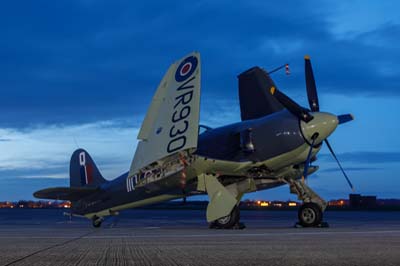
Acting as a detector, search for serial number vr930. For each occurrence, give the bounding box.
[167,55,198,154]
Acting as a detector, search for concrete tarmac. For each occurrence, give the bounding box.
[0,209,399,266]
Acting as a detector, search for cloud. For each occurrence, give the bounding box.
[0,118,141,200]
[319,151,400,164]
[0,120,139,178]
[200,99,240,127]
[1,1,400,128]
[0,177,69,201]
[325,1,400,39]
[319,167,383,173]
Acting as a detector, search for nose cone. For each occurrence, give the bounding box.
[300,112,338,145]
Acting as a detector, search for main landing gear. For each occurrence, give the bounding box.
[298,202,323,227]
[287,179,328,228]
[209,206,245,229]
[197,174,255,230]
[92,216,103,228]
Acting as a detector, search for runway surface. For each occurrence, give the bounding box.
[0,209,399,266]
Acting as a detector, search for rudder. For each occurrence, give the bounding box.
[70,149,106,187]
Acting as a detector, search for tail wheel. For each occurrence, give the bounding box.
[214,205,240,229]
[92,217,103,228]
[298,202,323,227]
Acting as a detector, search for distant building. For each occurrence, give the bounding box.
[328,199,348,207]
[349,194,377,208]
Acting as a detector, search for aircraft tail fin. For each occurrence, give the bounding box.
[33,149,105,201]
[238,66,284,121]
[69,149,107,187]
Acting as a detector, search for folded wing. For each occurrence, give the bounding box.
[129,52,201,177]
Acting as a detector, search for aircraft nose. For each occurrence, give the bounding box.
[300,112,338,145]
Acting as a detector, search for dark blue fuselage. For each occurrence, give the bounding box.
[74,110,306,215]
[196,109,305,162]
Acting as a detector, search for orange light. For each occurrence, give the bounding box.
[288,202,297,207]
[257,201,261,205]
[260,202,269,207]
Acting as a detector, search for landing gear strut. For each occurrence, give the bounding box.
[286,179,328,227]
[92,216,103,228]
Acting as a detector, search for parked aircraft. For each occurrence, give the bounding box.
[34,52,354,228]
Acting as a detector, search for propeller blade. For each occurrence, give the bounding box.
[338,114,354,125]
[270,86,314,122]
[324,139,355,191]
[302,135,317,182]
[304,55,319,112]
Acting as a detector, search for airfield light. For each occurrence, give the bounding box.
[257,200,261,205]
[288,202,297,207]
[260,202,269,207]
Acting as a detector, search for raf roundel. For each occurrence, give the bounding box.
[175,55,198,82]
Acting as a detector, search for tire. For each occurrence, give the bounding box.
[298,202,323,227]
[92,217,102,228]
[213,206,240,229]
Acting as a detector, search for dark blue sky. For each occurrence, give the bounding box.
[0,1,399,200]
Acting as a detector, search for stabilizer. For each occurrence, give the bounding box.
[33,186,99,201]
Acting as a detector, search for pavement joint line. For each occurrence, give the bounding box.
[1,231,96,266]
[1,229,400,240]
[82,230,400,238]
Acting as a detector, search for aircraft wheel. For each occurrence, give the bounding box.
[298,202,323,227]
[213,205,240,229]
[92,217,103,228]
